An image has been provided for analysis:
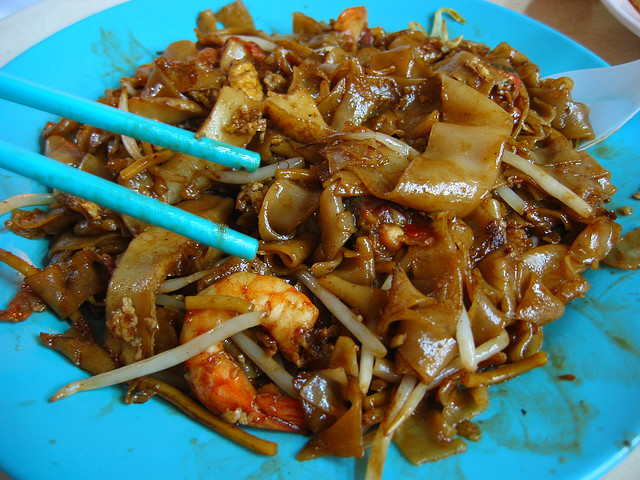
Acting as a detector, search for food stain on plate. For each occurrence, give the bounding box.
[572,291,640,361]
[591,142,629,162]
[95,393,119,418]
[91,29,154,88]
[246,458,290,480]
[478,373,598,456]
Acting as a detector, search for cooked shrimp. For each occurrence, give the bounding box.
[334,6,368,43]
[180,271,319,433]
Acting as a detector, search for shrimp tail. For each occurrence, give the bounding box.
[253,392,309,434]
[185,350,309,434]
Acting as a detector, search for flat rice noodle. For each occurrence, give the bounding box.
[434,50,500,96]
[171,45,221,79]
[142,49,224,97]
[316,273,387,322]
[521,207,570,239]
[196,9,218,35]
[485,240,594,315]
[260,236,318,271]
[258,179,321,241]
[309,251,344,278]
[272,36,315,60]
[49,232,129,256]
[369,45,431,78]
[463,197,508,264]
[519,244,589,302]
[532,131,617,205]
[40,318,117,375]
[391,77,441,139]
[394,402,467,465]
[514,273,565,325]
[530,96,556,125]
[25,249,112,319]
[438,377,489,427]
[322,75,513,217]
[217,38,252,74]
[316,77,347,123]
[297,392,364,460]
[519,244,569,285]
[78,152,116,180]
[197,85,265,148]
[436,67,515,129]
[314,181,356,261]
[567,216,621,269]
[490,41,539,85]
[155,152,218,204]
[605,226,640,270]
[476,248,525,318]
[330,59,400,130]
[104,195,233,364]
[127,97,208,124]
[61,194,126,236]
[44,135,84,167]
[215,0,255,29]
[385,75,513,217]
[467,288,507,344]
[119,152,215,205]
[141,65,184,99]
[292,11,330,37]
[264,89,335,143]
[288,61,325,98]
[385,123,500,216]
[558,101,593,140]
[505,320,544,362]
[379,268,457,384]
[395,306,458,384]
[402,214,467,301]
[378,267,437,335]
[529,79,594,140]
[5,206,76,239]
[519,107,552,146]
[74,123,114,154]
[329,336,360,378]
[331,236,376,286]
[321,138,409,196]
[294,369,349,433]
[162,40,199,61]
[562,101,594,139]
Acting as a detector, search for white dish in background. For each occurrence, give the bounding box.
[601,0,640,37]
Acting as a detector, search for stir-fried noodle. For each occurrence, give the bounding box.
[2,2,638,477]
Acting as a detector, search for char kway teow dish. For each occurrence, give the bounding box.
[1,2,639,479]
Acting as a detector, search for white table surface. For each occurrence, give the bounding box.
[0,1,638,480]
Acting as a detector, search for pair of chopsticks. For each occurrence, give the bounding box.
[0,71,259,259]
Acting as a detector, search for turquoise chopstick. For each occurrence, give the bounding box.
[0,71,260,172]
[0,140,259,260]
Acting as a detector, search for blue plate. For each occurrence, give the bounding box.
[1,1,639,479]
